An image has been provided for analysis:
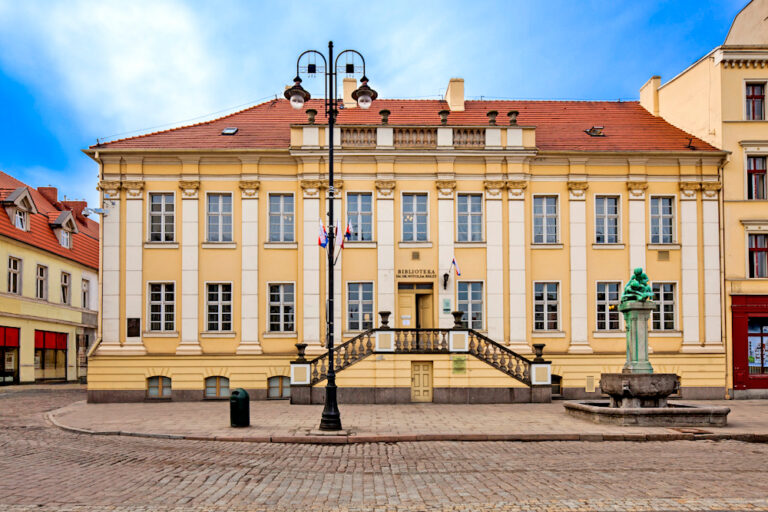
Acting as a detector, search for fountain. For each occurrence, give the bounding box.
[564,268,730,427]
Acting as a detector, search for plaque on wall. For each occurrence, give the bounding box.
[126,318,141,338]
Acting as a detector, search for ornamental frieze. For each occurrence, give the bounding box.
[679,182,701,200]
[435,180,456,199]
[97,180,121,199]
[239,180,260,199]
[567,181,589,200]
[122,181,145,200]
[626,181,648,199]
[178,180,200,199]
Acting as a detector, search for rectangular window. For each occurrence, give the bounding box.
[457,194,483,242]
[7,257,21,295]
[347,193,373,242]
[81,279,90,309]
[749,234,768,278]
[347,282,374,331]
[60,230,71,249]
[595,196,619,244]
[206,283,232,331]
[596,282,621,331]
[206,193,233,242]
[533,282,559,331]
[402,193,428,242]
[149,283,175,332]
[457,281,483,329]
[533,196,558,244]
[149,193,175,242]
[746,83,765,121]
[36,265,47,300]
[748,156,767,200]
[269,284,295,332]
[14,210,27,231]
[650,197,674,244]
[60,272,70,304]
[268,194,295,242]
[652,283,676,330]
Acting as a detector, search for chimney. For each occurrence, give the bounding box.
[62,200,87,216]
[445,78,465,112]
[38,186,58,204]
[639,76,661,117]
[343,78,357,108]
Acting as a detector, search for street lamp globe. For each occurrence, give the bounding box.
[284,77,311,110]
[352,77,378,110]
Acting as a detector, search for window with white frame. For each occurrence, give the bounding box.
[36,265,47,300]
[347,282,374,331]
[746,82,765,121]
[457,193,482,242]
[149,283,175,332]
[268,283,295,332]
[60,229,71,249]
[748,156,767,200]
[596,282,621,331]
[652,282,676,331]
[60,272,70,304]
[533,282,559,331]
[81,279,90,309]
[749,234,768,278]
[402,193,428,242]
[347,193,373,241]
[149,193,175,242]
[206,283,232,331]
[268,194,294,242]
[650,196,674,244]
[533,196,558,244]
[206,193,233,242]
[595,196,619,244]
[457,281,483,329]
[7,257,21,295]
[14,209,27,231]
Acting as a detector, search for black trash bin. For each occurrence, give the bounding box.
[230,388,250,427]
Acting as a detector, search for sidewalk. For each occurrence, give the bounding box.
[47,398,768,444]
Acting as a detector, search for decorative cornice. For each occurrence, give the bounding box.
[239,180,260,199]
[626,181,648,200]
[375,180,396,198]
[98,181,121,198]
[300,179,325,198]
[483,180,505,199]
[122,180,144,199]
[701,182,721,200]
[506,180,528,198]
[679,181,701,200]
[567,181,588,200]
[178,180,200,199]
[435,180,456,199]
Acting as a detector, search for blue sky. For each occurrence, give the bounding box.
[0,0,746,207]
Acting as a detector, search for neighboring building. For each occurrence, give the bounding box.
[84,73,728,402]
[640,0,768,397]
[0,171,99,384]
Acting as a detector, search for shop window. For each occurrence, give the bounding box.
[204,376,230,398]
[34,330,67,380]
[748,156,767,200]
[267,376,290,399]
[147,376,171,398]
[0,326,20,385]
[748,318,768,375]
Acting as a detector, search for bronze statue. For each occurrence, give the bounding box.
[621,268,654,304]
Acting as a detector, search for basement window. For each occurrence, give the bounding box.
[221,127,238,135]
[585,126,605,137]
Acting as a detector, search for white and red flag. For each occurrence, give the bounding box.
[318,220,328,248]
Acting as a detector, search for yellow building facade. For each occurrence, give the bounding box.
[641,0,768,397]
[85,72,729,402]
[0,173,99,384]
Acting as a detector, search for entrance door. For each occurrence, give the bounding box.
[411,361,433,402]
[416,294,433,329]
[397,283,434,329]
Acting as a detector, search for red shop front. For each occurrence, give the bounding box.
[34,330,68,381]
[0,326,20,385]
[732,295,768,390]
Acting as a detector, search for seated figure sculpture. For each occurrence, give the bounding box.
[621,268,654,304]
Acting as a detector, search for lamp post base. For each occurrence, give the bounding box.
[319,383,343,431]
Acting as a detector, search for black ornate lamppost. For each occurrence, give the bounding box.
[285,42,377,431]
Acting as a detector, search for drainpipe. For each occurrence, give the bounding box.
[718,154,729,399]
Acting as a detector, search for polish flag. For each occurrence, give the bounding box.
[318,221,328,248]
[451,257,461,276]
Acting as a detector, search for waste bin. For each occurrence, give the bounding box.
[230,388,250,427]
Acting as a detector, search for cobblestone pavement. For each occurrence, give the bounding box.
[3,387,768,511]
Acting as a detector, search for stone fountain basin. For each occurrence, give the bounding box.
[600,373,679,398]
[564,401,731,427]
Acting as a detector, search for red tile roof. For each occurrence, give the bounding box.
[0,171,99,270]
[93,99,720,153]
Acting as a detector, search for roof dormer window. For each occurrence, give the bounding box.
[14,209,27,230]
[60,230,71,249]
[49,210,78,249]
[3,187,37,233]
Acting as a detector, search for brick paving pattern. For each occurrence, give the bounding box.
[2,386,768,511]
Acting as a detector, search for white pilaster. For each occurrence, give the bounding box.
[177,180,202,355]
[680,184,701,351]
[376,180,396,316]
[484,181,504,341]
[702,184,723,351]
[97,181,121,353]
[238,181,261,354]
[123,181,146,354]
[567,182,591,354]
[627,182,647,272]
[437,181,456,328]
[301,180,323,355]
[507,181,529,352]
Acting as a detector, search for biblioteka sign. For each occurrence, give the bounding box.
[395,269,437,279]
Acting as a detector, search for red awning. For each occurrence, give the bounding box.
[34,330,44,349]
[4,327,19,348]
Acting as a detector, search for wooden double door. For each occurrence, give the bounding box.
[397,283,434,329]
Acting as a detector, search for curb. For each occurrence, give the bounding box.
[45,412,768,445]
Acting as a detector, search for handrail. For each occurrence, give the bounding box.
[304,327,534,386]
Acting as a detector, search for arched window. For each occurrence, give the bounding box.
[267,376,290,399]
[205,376,230,398]
[147,376,171,398]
